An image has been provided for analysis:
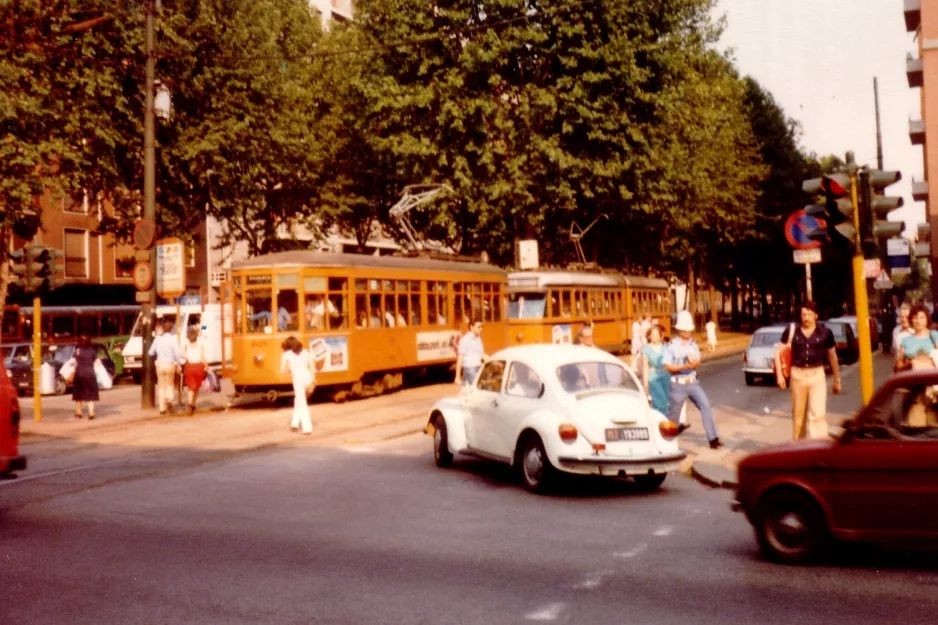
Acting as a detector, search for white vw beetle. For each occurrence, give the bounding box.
[427,344,687,493]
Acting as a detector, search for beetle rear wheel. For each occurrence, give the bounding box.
[518,434,556,494]
[432,416,453,468]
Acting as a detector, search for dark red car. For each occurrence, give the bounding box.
[733,370,938,564]
[0,358,26,477]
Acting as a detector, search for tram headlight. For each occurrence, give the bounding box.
[254,354,264,366]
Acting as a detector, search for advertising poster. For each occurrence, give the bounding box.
[309,336,349,373]
[417,331,460,362]
[552,324,572,345]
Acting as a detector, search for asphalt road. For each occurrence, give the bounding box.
[6,353,932,625]
[4,426,938,625]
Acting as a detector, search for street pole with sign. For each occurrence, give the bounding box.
[792,248,821,300]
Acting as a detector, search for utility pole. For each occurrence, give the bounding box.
[874,77,884,170]
[141,0,157,409]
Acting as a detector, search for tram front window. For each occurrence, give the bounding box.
[508,293,547,319]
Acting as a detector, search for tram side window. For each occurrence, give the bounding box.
[246,289,274,333]
[52,315,75,339]
[427,281,447,325]
[561,290,572,317]
[454,285,467,325]
[369,291,383,329]
[2,310,20,341]
[492,288,502,322]
[508,292,546,319]
[327,277,348,330]
[101,314,121,337]
[274,275,300,332]
[549,291,560,318]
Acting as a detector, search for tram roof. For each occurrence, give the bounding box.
[508,271,668,290]
[14,305,140,314]
[232,251,506,276]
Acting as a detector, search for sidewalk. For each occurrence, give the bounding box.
[681,353,896,489]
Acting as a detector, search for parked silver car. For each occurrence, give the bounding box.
[742,325,788,386]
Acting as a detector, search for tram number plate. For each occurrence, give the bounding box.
[605,427,649,442]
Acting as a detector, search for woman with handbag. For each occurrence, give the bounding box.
[181,326,207,416]
[895,304,938,372]
[71,335,102,420]
[775,301,841,440]
[280,336,315,434]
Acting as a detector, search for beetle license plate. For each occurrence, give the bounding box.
[605,427,649,442]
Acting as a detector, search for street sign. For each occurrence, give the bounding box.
[792,248,821,264]
[873,270,893,290]
[516,240,539,270]
[135,291,151,303]
[887,237,911,255]
[863,258,881,279]
[155,238,186,299]
[785,210,824,250]
[133,262,153,291]
[133,219,157,250]
[176,295,202,306]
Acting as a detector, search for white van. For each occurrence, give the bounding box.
[122,304,230,382]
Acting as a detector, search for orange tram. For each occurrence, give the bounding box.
[224,251,508,401]
[506,270,671,352]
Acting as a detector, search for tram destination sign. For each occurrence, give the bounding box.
[156,237,186,300]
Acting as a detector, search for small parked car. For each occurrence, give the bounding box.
[427,344,687,493]
[742,324,788,386]
[733,370,938,565]
[0,357,25,477]
[828,315,878,351]
[8,343,116,396]
[94,335,129,378]
[820,319,858,364]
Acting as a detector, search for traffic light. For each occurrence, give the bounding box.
[803,173,855,247]
[860,169,904,255]
[9,246,65,292]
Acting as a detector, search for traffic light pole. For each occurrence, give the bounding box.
[847,160,874,405]
[141,0,157,409]
[32,298,41,422]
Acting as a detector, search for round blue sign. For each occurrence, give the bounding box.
[785,210,822,250]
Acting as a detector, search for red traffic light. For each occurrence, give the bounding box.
[803,173,850,198]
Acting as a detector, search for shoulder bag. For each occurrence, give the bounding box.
[776,323,795,384]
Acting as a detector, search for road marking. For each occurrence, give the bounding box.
[653,526,673,537]
[613,543,647,559]
[525,603,566,621]
[573,570,613,590]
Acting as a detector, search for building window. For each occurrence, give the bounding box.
[185,244,196,268]
[64,228,88,278]
[115,243,134,279]
[62,192,88,214]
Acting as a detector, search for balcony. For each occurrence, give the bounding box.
[910,118,926,145]
[906,0,921,32]
[908,54,923,88]
[912,179,929,202]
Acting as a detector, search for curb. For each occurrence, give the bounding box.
[688,461,738,490]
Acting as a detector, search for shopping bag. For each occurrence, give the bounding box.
[59,358,77,384]
[201,370,219,393]
[94,359,113,390]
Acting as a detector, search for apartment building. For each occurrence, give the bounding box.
[906,0,938,294]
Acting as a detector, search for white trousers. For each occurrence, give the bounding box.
[292,378,312,433]
[156,362,177,412]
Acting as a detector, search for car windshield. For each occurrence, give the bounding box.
[555,361,641,395]
[131,313,177,337]
[751,331,783,347]
[508,293,547,319]
[51,346,75,363]
[827,323,846,339]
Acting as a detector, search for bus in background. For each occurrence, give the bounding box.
[225,251,508,401]
[0,356,25,477]
[506,270,671,352]
[121,304,228,383]
[2,305,139,346]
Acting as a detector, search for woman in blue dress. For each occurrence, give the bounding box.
[897,304,938,370]
[642,325,670,415]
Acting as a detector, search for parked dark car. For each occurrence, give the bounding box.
[820,319,858,364]
[8,343,116,396]
[733,370,938,565]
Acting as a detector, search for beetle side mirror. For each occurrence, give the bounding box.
[536,382,545,398]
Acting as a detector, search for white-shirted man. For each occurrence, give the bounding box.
[456,318,488,386]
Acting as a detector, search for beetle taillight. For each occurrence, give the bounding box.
[658,420,679,439]
[558,423,578,442]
